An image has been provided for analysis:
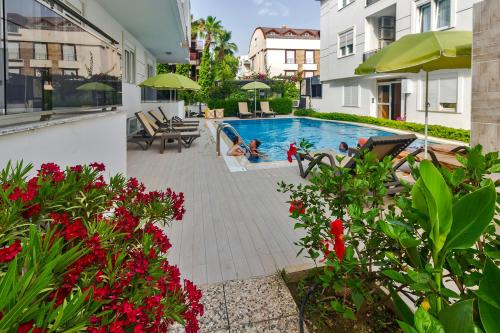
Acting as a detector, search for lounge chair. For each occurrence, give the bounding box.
[143,111,198,133]
[259,101,276,118]
[157,107,200,126]
[294,134,418,194]
[238,102,253,118]
[148,110,199,131]
[128,112,182,152]
[134,112,200,148]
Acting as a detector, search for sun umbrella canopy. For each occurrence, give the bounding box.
[242,81,271,90]
[138,73,200,91]
[77,82,115,91]
[355,31,472,75]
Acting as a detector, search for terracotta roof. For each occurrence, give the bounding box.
[257,27,320,39]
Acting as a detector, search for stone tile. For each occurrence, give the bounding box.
[230,316,304,333]
[198,282,230,332]
[224,275,298,326]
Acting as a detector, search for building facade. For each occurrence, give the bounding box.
[0,0,191,175]
[248,26,320,78]
[318,0,477,130]
[237,55,252,79]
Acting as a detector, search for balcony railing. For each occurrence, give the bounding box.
[366,0,380,6]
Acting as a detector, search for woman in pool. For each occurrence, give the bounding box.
[247,139,263,161]
[227,136,245,157]
[339,141,349,153]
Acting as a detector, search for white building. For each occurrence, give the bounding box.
[0,0,191,176]
[318,0,477,130]
[237,55,252,79]
[248,26,321,78]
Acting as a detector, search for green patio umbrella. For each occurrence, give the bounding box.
[77,82,115,107]
[138,73,200,91]
[355,30,472,157]
[242,81,271,116]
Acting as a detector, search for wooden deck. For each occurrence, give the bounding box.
[127,120,312,285]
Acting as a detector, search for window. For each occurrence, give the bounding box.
[343,83,359,107]
[62,44,76,61]
[34,43,47,60]
[304,71,314,78]
[338,0,355,10]
[285,71,296,77]
[424,74,458,112]
[4,0,122,114]
[436,0,451,28]
[305,50,315,64]
[63,69,78,76]
[285,31,295,37]
[7,42,20,60]
[338,28,354,57]
[419,3,432,32]
[124,49,136,84]
[285,50,295,64]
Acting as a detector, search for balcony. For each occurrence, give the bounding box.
[366,0,380,6]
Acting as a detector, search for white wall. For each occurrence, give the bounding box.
[141,101,185,119]
[0,112,127,177]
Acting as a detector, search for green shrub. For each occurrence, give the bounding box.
[208,97,293,116]
[295,109,470,142]
[269,98,293,115]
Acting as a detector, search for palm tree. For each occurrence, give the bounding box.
[214,30,238,60]
[194,16,223,52]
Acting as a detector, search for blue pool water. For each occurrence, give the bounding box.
[224,118,429,163]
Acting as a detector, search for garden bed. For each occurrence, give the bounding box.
[283,269,400,333]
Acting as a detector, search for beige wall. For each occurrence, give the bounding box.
[471,0,500,152]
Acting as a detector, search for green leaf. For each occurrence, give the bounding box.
[330,300,343,313]
[438,299,475,333]
[343,308,356,320]
[408,270,431,284]
[398,320,419,333]
[444,184,496,251]
[352,291,364,311]
[411,178,431,232]
[479,299,499,333]
[390,287,414,325]
[418,160,453,253]
[476,259,500,309]
[383,270,407,284]
[414,307,445,333]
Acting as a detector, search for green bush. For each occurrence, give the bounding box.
[295,109,470,142]
[269,98,293,115]
[208,97,293,116]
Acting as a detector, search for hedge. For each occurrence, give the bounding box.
[294,109,470,143]
[207,97,293,117]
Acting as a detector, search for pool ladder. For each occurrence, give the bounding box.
[216,122,250,157]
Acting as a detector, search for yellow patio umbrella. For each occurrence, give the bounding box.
[355,30,472,156]
[139,73,200,101]
[242,81,271,116]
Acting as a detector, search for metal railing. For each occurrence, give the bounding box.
[216,122,250,157]
[366,0,380,6]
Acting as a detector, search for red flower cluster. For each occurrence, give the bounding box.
[0,240,22,263]
[330,219,346,262]
[145,223,172,253]
[289,200,305,215]
[287,143,298,163]
[90,162,106,172]
[39,163,65,183]
[166,188,186,221]
[183,280,204,333]
[17,321,46,333]
[8,177,39,203]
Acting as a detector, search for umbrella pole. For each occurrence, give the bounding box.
[254,89,257,117]
[424,71,429,159]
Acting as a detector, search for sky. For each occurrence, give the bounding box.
[190,0,320,56]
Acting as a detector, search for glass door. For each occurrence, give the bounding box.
[377,84,391,119]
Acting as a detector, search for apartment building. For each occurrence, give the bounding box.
[237,55,253,79]
[318,0,477,130]
[248,26,320,78]
[0,0,191,175]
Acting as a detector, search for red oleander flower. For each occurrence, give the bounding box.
[289,200,305,215]
[64,219,87,241]
[17,321,34,333]
[90,162,106,172]
[22,203,41,218]
[287,143,297,163]
[0,240,22,263]
[70,165,83,173]
[145,223,172,253]
[39,163,65,183]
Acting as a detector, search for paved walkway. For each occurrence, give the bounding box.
[170,275,304,333]
[127,120,312,286]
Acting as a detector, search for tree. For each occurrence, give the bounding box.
[197,51,214,101]
[193,16,223,52]
[214,30,238,60]
[214,54,239,82]
[175,64,191,77]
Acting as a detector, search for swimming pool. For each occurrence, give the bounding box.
[224,118,430,163]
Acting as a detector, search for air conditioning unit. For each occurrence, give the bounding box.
[401,79,413,94]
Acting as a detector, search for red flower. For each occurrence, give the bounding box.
[22,203,41,218]
[70,165,83,173]
[287,143,297,163]
[330,219,345,262]
[333,236,345,263]
[18,321,34,333]
[39,163,65,183]
[330,219,343,237]
[90,162,106,172]
[289,200,305,215]
[0,240,22,263]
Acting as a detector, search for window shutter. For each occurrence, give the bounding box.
[427,79,439,109]
[439,77,457,103]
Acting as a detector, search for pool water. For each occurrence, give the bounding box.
[224,118,429,163]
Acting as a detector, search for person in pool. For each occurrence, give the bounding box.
[339,142,349,153]
[248,139,262,160]
[227,136,245,157]
[357,137,368,148]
